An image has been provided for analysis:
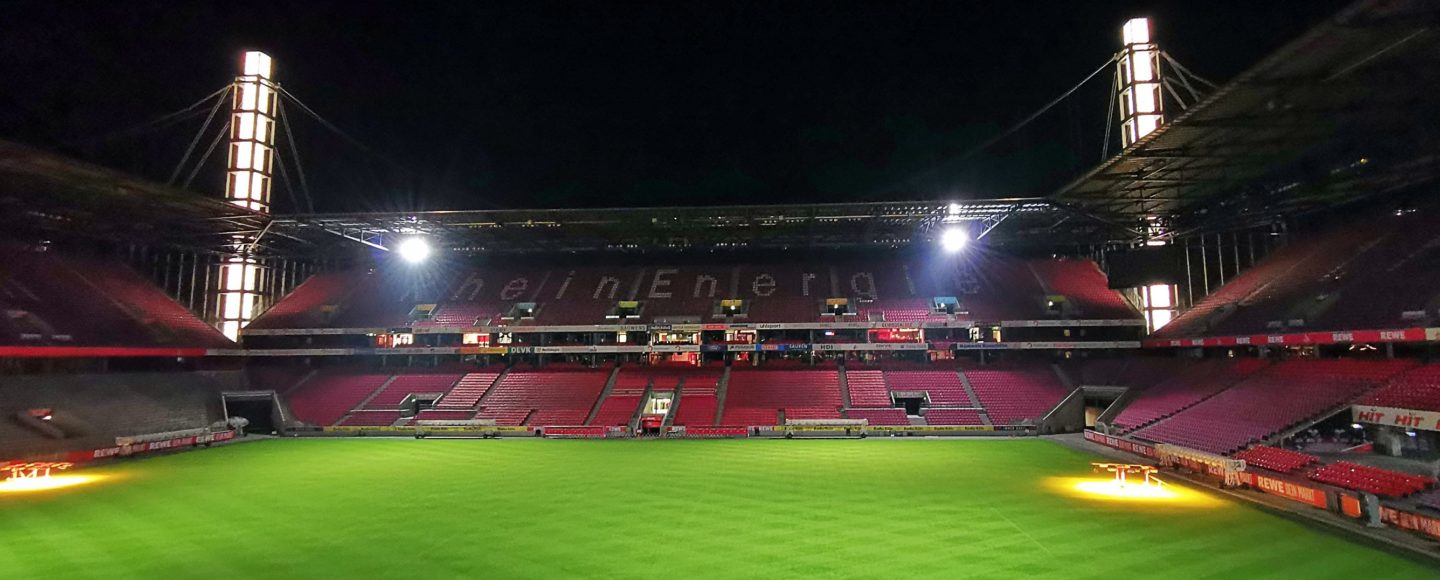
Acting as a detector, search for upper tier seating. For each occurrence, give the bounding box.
[1233,446,1320,474]
[0,245,229,347]
[722,369,842,425]
[287,372,392,427]
[1134,359,1415,455]
[1362,364,1440,412]
[963,366,1069,425]
[1112,358,1270,432]
[1158,206,1440,339]
[477,368,609,426]
[1029,259,1138,319]
[1309,462,1434,498]
[249,255,1139,329]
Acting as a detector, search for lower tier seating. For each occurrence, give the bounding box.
[1135,359,1415,455]
[923,408,985,426]
[1112,358,1270,432]
[845,408,909,426]
[339,410,403,427]
[963,367,1067,425]
[1233,446,1320,474]
[1309,462,1434,498]
[477,369,609,427]
[1362,364,1440,412]
[287,372,391,427]
[722,369,841,426]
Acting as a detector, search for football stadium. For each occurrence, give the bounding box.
[5,1,1440,577]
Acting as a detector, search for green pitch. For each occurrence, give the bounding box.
[0,439,1432,578]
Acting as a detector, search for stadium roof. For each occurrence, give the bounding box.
[1051,0,1440,240]
[264,199,1108,255]
[0,140,271,253]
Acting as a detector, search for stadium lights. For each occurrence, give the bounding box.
[396,237,432,264]
[940,227,969,253]
[1118,17,1164,148]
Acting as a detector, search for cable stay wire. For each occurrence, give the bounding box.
[276,99,316,213]
[68,85,233,147]
[271,141,306,214]
[181,116,232,190]
[888,53,1119,195]
[1101,67,1118,162]
[275,86,411,177]
[168,86,233,186]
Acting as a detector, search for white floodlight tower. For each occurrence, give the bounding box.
[227,51,278,212]
[216,51,277,341]
[1117,18,1164,148]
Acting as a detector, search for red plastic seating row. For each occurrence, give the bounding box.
[722,369,841,425]
[366,373,463,408]
[963,367,1068,425]
[1113,358,1269,432]
[845,370,891,407]
[845,408,909,426]
[1134,359,1414,455]
[1309,462,1434,498]
[924,408,985,426]
[1233,446,1320,474]
[433,372,501,410]
[339,410,403,427]
[1363,364,1440,412]
[287,372,391,427]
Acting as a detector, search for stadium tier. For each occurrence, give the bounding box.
[844,407,910,426]
[1132,359,1415,455]
[1156,206,1440,340]
[1361,364,1440,412]
[1232,446,1321,474]
[477,366,610,426]
[287,372,394,427]
[246,255,1141,330]
[1309,462,1435,499]
[963,366,1068,425]
[723,368,842,425]
[1110,358,1271,433]
[0,244,230,348]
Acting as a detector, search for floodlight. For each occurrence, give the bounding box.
[940,227,969,253]
[397,237,432,264]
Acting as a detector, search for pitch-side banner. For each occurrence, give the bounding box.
[1238,472,1329,509]
[1352,405,1440,432]
[1143,327,1434,348]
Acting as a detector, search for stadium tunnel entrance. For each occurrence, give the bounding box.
[222,392,279,435]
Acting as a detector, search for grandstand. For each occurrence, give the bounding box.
[5,0,1440,575]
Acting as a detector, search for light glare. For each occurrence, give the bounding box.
[397,237,432,264]
[940,227,969,253]
[0,474,102,494]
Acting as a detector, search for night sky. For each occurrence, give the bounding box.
[3,1,1348,213]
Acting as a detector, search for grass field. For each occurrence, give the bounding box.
[0,438,1433,578]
